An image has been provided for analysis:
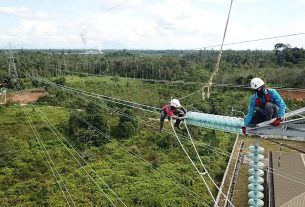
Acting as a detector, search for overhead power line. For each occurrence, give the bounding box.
[13,85,124,207]
[195,32,305,50]
[101,0,130,14]
[22,72,305,188]
[69,111,212,207]
[201,0,234,100]
[80,0,131,45]
[16,74,215,206]
[25,110,76,207]
[40,65,305,92]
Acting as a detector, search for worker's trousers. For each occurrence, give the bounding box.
[159,110,184,129]
[249,102,279,126]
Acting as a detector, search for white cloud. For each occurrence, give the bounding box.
[0,6,51,20]
[0,0,304,49]
[0,2,245,49]
[78,0,228,49]
[0,6,69,48]
[0,6,29,16]
[149,0,225,34]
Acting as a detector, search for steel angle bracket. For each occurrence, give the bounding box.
[285,107,305,118]
[246,117,305,141]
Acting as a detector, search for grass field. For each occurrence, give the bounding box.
[2,75,304,206]
[0,104,229,206]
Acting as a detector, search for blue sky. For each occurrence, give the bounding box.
[0,0,304,49]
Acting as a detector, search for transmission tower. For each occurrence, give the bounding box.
[0,88,7,104]
[7,43,19,88]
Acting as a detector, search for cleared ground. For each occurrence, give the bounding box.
[8,89,46,104]
[278,89,305,100]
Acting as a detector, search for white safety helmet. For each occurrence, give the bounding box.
[250,78,265,90]
[170,99,181,108]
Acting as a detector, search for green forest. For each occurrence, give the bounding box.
[1,43,305,88]
[0,44,305,206]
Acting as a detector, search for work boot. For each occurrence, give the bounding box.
[159,126,163,132]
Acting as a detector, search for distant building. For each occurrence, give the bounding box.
[64,50,103,55]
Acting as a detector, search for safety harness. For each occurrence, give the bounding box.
[255,89,272,107]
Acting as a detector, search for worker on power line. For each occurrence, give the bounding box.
[159,99,186,132]
[242,78,286,135]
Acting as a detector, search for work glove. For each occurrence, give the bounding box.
[241,127,247,135]
[272,117,282,126]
